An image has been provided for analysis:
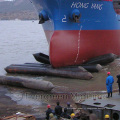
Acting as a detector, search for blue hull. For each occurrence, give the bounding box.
[31,0,120,30]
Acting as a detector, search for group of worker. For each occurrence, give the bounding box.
[45,102,113,120]
[46,102,75,120]
[106,72,120,98]
[45,101,99,120]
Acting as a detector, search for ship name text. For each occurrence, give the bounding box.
[71,2,103,10]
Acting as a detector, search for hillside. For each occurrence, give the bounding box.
[0,0,38,20]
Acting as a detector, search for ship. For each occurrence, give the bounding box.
[30,0,120,68]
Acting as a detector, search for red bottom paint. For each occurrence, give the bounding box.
[48,30,120,68]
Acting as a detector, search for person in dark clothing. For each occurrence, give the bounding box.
[55,101,62,118]
[116,74,120,95]
[46,105,53,120]
[61,108,71,119]
[66,102,74,115]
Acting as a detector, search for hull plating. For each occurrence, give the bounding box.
[50,30,120,67]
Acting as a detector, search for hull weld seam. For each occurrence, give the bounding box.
[74,25,82,63]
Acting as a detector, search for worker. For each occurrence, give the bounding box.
[66,102,74,115]
[46,105,53,120]
[70,113,78,120]
[55,101,62,119]
[49,113,56,120]
[116,74,120,95]
[61,108,71,119]
[106,72,114,98]
[105,114,110,120]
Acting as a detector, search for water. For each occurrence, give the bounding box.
[0,20,48,75]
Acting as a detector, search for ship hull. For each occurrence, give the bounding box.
[31,0,120,67]
[49,30,120,67]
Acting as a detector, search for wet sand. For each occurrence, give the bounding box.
[47,59,120,93]
[0,85,76,118]
[0,86,35,117]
